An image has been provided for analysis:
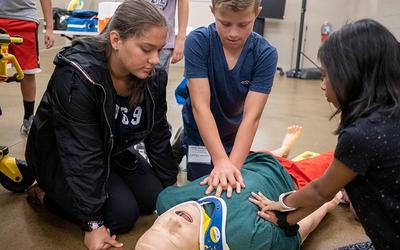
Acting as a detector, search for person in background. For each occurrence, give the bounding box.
[25,1,178,249]
[0,0,55,135]
[151,0,189,72]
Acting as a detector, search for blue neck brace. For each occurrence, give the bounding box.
[198,196,230,250]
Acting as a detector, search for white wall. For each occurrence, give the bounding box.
[349,0,400,40]
[185,0,400,71]
[186,0,215,28]
[37,0,400,70]
[266,0,400,70]
[269,0,355,70]
[185,0,353,70]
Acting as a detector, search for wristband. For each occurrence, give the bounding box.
[82,220,104,232]
[275,211,300,237]
[278,190,297,212]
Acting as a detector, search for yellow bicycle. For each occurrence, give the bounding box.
[0,29,24,82]
[0,146,34,192]
[0,29,34,192]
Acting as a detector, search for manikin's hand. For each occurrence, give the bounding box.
[44,29,55,49]
[170,36,185,64]
[84,226,123,250]
[200,158,245,198]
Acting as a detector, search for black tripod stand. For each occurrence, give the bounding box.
[286,0,322,80]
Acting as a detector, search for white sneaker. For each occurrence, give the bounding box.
[134,142,148,161]
[20,115,33,136]
[172,126,184,164]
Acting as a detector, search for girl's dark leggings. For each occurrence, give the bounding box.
[43,151,163,234]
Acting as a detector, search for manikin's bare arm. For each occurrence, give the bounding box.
[285,159,357,224]
[254,159,357,226]
[297,192,342,240]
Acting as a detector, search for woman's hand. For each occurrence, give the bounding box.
[249,191,280,225]
[84,226,123,250]
[200,158,245,198]
[249,191,272,210]
[249,191,290,211]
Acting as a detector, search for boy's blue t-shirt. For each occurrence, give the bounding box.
[183,23,278,151]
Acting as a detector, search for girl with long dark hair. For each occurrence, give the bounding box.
[251,19,400,249]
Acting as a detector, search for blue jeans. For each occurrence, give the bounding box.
[156,48,173,72]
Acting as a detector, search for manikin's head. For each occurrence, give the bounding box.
[135,201,203,249]
[210,0,262,50]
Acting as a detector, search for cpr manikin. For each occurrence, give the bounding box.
[135,126,345,250]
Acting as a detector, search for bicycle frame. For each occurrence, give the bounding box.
[0,146,23,183]
[0,31,24,82]
[0,30,24,182]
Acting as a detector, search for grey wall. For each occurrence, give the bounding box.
[349,0,400,40]
[36,0,400,71]
[264,0,352,71]
[262,0,400,71]
[180,0,400,71]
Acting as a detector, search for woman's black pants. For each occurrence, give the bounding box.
[42,150,163,234]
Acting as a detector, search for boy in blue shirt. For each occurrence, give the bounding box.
[182,0,278,195]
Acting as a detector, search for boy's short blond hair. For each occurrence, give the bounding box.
[212,0,261,12]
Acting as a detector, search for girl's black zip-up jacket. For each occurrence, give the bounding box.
[26,40,178,224]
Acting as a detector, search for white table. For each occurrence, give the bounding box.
[52,30,98,41]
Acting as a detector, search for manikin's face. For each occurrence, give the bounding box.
[211,4,261,50]
[111,26,167,79]
[135,202,202,250]
[320,66,340,108]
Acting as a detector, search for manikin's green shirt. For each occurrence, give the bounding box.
[157,152,301,250]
